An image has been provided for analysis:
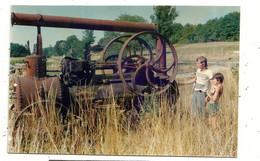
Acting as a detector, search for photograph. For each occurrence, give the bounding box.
[7,5,240,157]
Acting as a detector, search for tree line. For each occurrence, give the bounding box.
[171,11,240,44]
[10,7,240,58]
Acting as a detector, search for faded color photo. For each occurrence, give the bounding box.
[8,6,239,157]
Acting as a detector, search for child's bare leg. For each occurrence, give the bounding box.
[209,117,212,128]
[211,116,217,130]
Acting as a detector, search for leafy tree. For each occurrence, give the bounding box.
[54,40,68,56]
[51,32,94,59]
[218,12,240,41]
[98,14,149,59]
[10,43,30,57]
[193,11,240,43]
[170,23,183,44]
[82,30,95,45]
[194,24,204,42]
[82,30,95,59]
[200,19,218,42]
[98,31,120,48]
[181,23,196,43]
[52,32,95,59]
[65,35,84,58]
[42,45,55,58]
[207,18,219,41]
[150,6,178,38]
[53,35,84,58]
[99,14,148,47]
[116,14,148,23]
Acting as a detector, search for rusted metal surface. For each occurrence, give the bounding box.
[13,76,63,111]
[100,35,144,75]
[37,26,43,56]
[11,12,156,33]
[117,31,178,96]
[60,57,94,86]
[156,38,167,76]
[10,12,179,115]
[25,55,46,78]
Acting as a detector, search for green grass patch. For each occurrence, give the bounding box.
[10,57,25,66]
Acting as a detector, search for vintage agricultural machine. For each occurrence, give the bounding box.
[10,12,179,122]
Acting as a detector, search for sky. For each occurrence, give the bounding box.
[10,6,240,48]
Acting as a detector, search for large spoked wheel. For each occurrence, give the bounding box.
[100,35,144,75]
[120,55,147,73]
[117,31,178,96]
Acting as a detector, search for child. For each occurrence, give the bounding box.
[205,73,224,130]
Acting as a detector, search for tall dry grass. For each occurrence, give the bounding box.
[8,41,239,156]
[8,68,238,157]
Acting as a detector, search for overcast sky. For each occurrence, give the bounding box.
[10,6,239,48]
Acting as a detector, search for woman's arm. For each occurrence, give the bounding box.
[179,77,196,86]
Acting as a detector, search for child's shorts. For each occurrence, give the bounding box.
[209,103,219,116]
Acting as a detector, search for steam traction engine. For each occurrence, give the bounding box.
[10,12,179,121]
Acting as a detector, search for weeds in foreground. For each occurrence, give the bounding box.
[8,69,238,157]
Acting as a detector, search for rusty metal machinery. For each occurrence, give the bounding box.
[13,76,64,111]
[11,12,156,32]
[10,12,179,117]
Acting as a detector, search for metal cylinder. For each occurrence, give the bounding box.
[25,55,46,78]
[37,26,42,56]
[156,38,167,76]
[11,12,156,33]
[13,76,64,111]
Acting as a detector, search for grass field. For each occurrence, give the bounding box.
[9,57,25,66]
[8,41,239,157]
